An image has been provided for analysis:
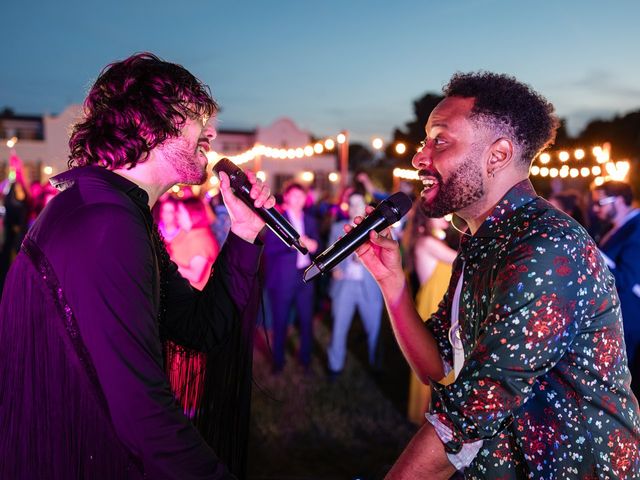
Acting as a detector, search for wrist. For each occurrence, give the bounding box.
[230,224,260,244]
[379,274,407,306]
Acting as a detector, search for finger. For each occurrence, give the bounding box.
[369,230,398,248]
[343,224,354,234]
[218,171,231,193]
[364,205,375,215]
[352,215,364,225]
[263,195,276,209]
[376,226,393,239]
[253,183,272,207]
[245,170,257,184]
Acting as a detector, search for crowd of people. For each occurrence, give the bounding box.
[1,53,639,478]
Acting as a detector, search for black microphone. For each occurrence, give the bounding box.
[303,192,412,282]
[212,157,308,255]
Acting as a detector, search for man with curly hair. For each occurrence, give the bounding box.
[355,72,640,478]
[0,53,274,479]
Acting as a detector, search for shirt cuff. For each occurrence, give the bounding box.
[426,414,483,471]
[223,231,263,275]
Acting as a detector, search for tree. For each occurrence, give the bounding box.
[578,110,640,160]
[387,93,443,167]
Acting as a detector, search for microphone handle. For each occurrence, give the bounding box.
[314,213,388,273]
[233,182,309,255]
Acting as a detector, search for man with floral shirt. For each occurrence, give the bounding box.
[354,72,640,478]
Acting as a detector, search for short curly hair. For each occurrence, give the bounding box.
[68,52,218,170]
[444,72,559,166]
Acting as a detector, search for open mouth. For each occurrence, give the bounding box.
[198,137,211,152]
[419,175,440,193]
[197,146,209,166]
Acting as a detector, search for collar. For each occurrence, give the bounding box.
[50,166,150,206]
[459,179,539,257]
[618,208,640,229]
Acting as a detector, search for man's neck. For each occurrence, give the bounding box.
[112,155,177,208]
[458,176,527,234]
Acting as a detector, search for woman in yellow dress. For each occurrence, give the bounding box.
[403,204,457,424]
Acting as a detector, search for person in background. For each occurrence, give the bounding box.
[210,192,232,247]
[326,191,383,379]
[547,189,587,228]
[0,148,31,293]
[263,182,320,374]
[157,195,182,244]
[591,180,640,400]
[164,196,222,419]
[402,203,457,424]
[172,197,220,289]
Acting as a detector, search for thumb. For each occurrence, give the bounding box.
[218,171,236,203]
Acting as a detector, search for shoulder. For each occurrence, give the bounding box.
[37,197,151,270]
[509,200,590,251]
[499,204,608,284]
[625,211,640,233]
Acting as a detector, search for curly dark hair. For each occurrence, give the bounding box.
[68,52,218,170]
[444,72,559,166]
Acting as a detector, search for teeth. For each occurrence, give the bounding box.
[421,177,437,188]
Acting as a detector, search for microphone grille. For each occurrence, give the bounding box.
[212,157,238,176]
[212,157,248,189]
[384,192,413,221]
[385,192,413,221]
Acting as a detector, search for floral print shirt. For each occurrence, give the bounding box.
[426,180,640,479]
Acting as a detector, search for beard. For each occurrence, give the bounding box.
[420,150,485,218]
[162,136,207,185]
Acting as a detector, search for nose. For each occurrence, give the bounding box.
[412,147,431,170]
[203,123,217,141]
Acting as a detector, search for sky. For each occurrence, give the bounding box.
[2,0,640,145]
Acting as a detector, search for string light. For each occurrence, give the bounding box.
[393,168,419,180]
[207,131,351,166]
[530,144,628,182]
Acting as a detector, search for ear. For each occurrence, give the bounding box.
[486,138,514,176]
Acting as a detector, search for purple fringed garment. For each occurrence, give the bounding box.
[0,166,262,479]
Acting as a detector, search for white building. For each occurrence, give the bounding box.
[1,108,339,194]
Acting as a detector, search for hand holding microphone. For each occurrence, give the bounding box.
[213,158,308,254]
[303,192,412,282]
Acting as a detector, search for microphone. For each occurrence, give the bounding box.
[303,192,412,282]
[212,157,308,255]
